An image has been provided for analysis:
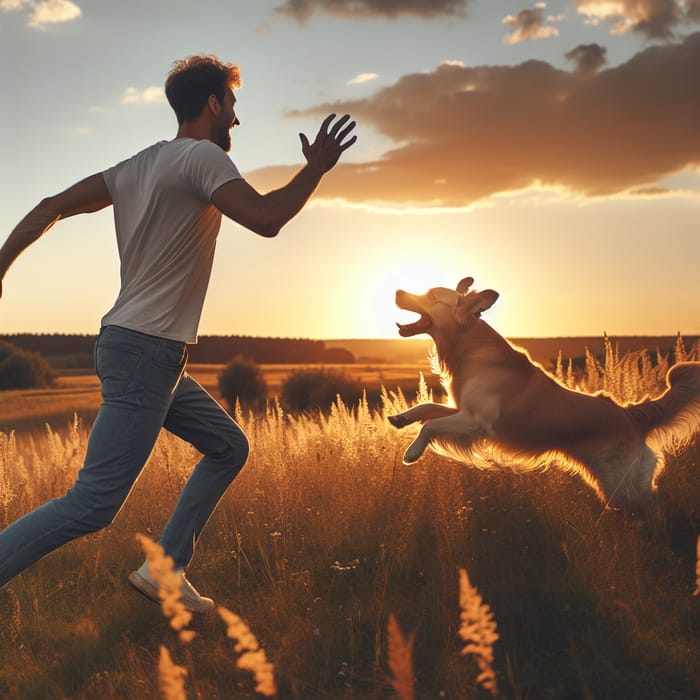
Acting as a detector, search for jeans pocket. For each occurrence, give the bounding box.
[96,342,142,398]
[153,341,187,370]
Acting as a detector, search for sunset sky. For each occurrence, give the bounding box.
[1,0,698,340]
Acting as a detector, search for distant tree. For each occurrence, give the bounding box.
[0,340,55,391]
[322,347,355,364]
[218,356,268,413]
[280,368,363,414]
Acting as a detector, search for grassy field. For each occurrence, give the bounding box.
[0,362,433,436]
[0,344,699,699]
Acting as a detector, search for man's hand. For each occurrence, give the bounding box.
[300,114,357,174]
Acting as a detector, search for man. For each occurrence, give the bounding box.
[0,55,356,611]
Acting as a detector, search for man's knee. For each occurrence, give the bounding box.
[209,429,250,471]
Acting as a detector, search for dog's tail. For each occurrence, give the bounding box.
[626,362,700,445]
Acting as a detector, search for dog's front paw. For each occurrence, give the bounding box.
[388,414,410,429]
[402,443,425,464]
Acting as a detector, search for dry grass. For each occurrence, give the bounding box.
[0,338,698,698]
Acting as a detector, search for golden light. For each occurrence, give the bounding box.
[359,255,465,338]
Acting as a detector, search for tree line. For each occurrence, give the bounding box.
[0,334,354,366]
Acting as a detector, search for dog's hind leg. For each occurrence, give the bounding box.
[591,443,659,513]
[403,412,485,464]
[389,403,459,429]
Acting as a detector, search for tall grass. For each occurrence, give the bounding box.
[0,339,698,698]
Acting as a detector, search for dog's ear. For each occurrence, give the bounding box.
[454,289,500,326]
[456,277,474,294]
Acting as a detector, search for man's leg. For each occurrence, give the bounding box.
[157,373,250,569]
[0,326,187,588]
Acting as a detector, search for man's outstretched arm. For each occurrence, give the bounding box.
[212,113,356,238]
[0,173,112,298]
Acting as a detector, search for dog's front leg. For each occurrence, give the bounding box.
[403,412,485,464]
[388,403,459,428]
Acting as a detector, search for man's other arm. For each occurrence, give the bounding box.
[212,114,356,238]
[0,173,112,298]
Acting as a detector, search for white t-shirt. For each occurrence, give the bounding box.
[101,138,242,343]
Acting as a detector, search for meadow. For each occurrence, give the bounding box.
[0,340,698,699]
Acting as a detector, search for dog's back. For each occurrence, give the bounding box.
[626,361,700,447]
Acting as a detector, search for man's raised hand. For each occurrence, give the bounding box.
[299,114,357,175]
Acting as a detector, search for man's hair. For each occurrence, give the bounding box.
[165,55,241,125]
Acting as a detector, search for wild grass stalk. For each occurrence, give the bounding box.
[158,645,188,700]
[219,606,277,697]
[135,534,195,644]
[457,567,500,697]
[386,613,415,700]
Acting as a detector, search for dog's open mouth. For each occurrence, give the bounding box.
[396,313,432,337]
[395,290,433,337]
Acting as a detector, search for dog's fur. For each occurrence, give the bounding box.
[388,277,700,512]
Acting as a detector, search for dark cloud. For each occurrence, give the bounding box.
[565,43,607,72]
[502,4,560,44]
[630,186,672,196]
[576,0,698,40]
[246,33,700,208]
[688,0,700,21]
[274,0,468,21]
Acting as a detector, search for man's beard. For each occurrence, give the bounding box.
[213,116,232,152]
[215,128,231,152]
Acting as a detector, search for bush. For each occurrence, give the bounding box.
[321,347,355,364]
[218,356,268,413]
[0,341,55,391]
[280,368,363,414]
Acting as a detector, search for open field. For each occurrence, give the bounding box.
[0,362,432,436]
[0,342,699,698]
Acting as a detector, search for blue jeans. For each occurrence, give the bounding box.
[0,325,249,588]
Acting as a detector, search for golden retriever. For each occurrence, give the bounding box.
[388,277,700,513]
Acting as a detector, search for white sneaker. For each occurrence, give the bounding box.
[128,561,215,614]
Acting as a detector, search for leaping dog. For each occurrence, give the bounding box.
[388,277,700,513]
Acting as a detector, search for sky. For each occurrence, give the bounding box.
[1,0,699,341]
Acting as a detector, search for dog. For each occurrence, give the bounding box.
[388,276,700,514]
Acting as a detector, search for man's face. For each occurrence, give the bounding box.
[213,88,239,152]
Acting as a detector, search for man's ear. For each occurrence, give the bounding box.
[207,94,222,115]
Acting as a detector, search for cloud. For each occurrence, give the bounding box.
[575,0,699,39]
[29,0,80,26]
[347,72,380,85]
[274,0,468,21]
[0,0,30,10]
[121,86,166,105]
[502,3,561,44]
[565,42,607,71]
[246,32,700,208]
[1,0,81,27]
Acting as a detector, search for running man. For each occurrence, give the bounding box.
[0,55,356,611]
